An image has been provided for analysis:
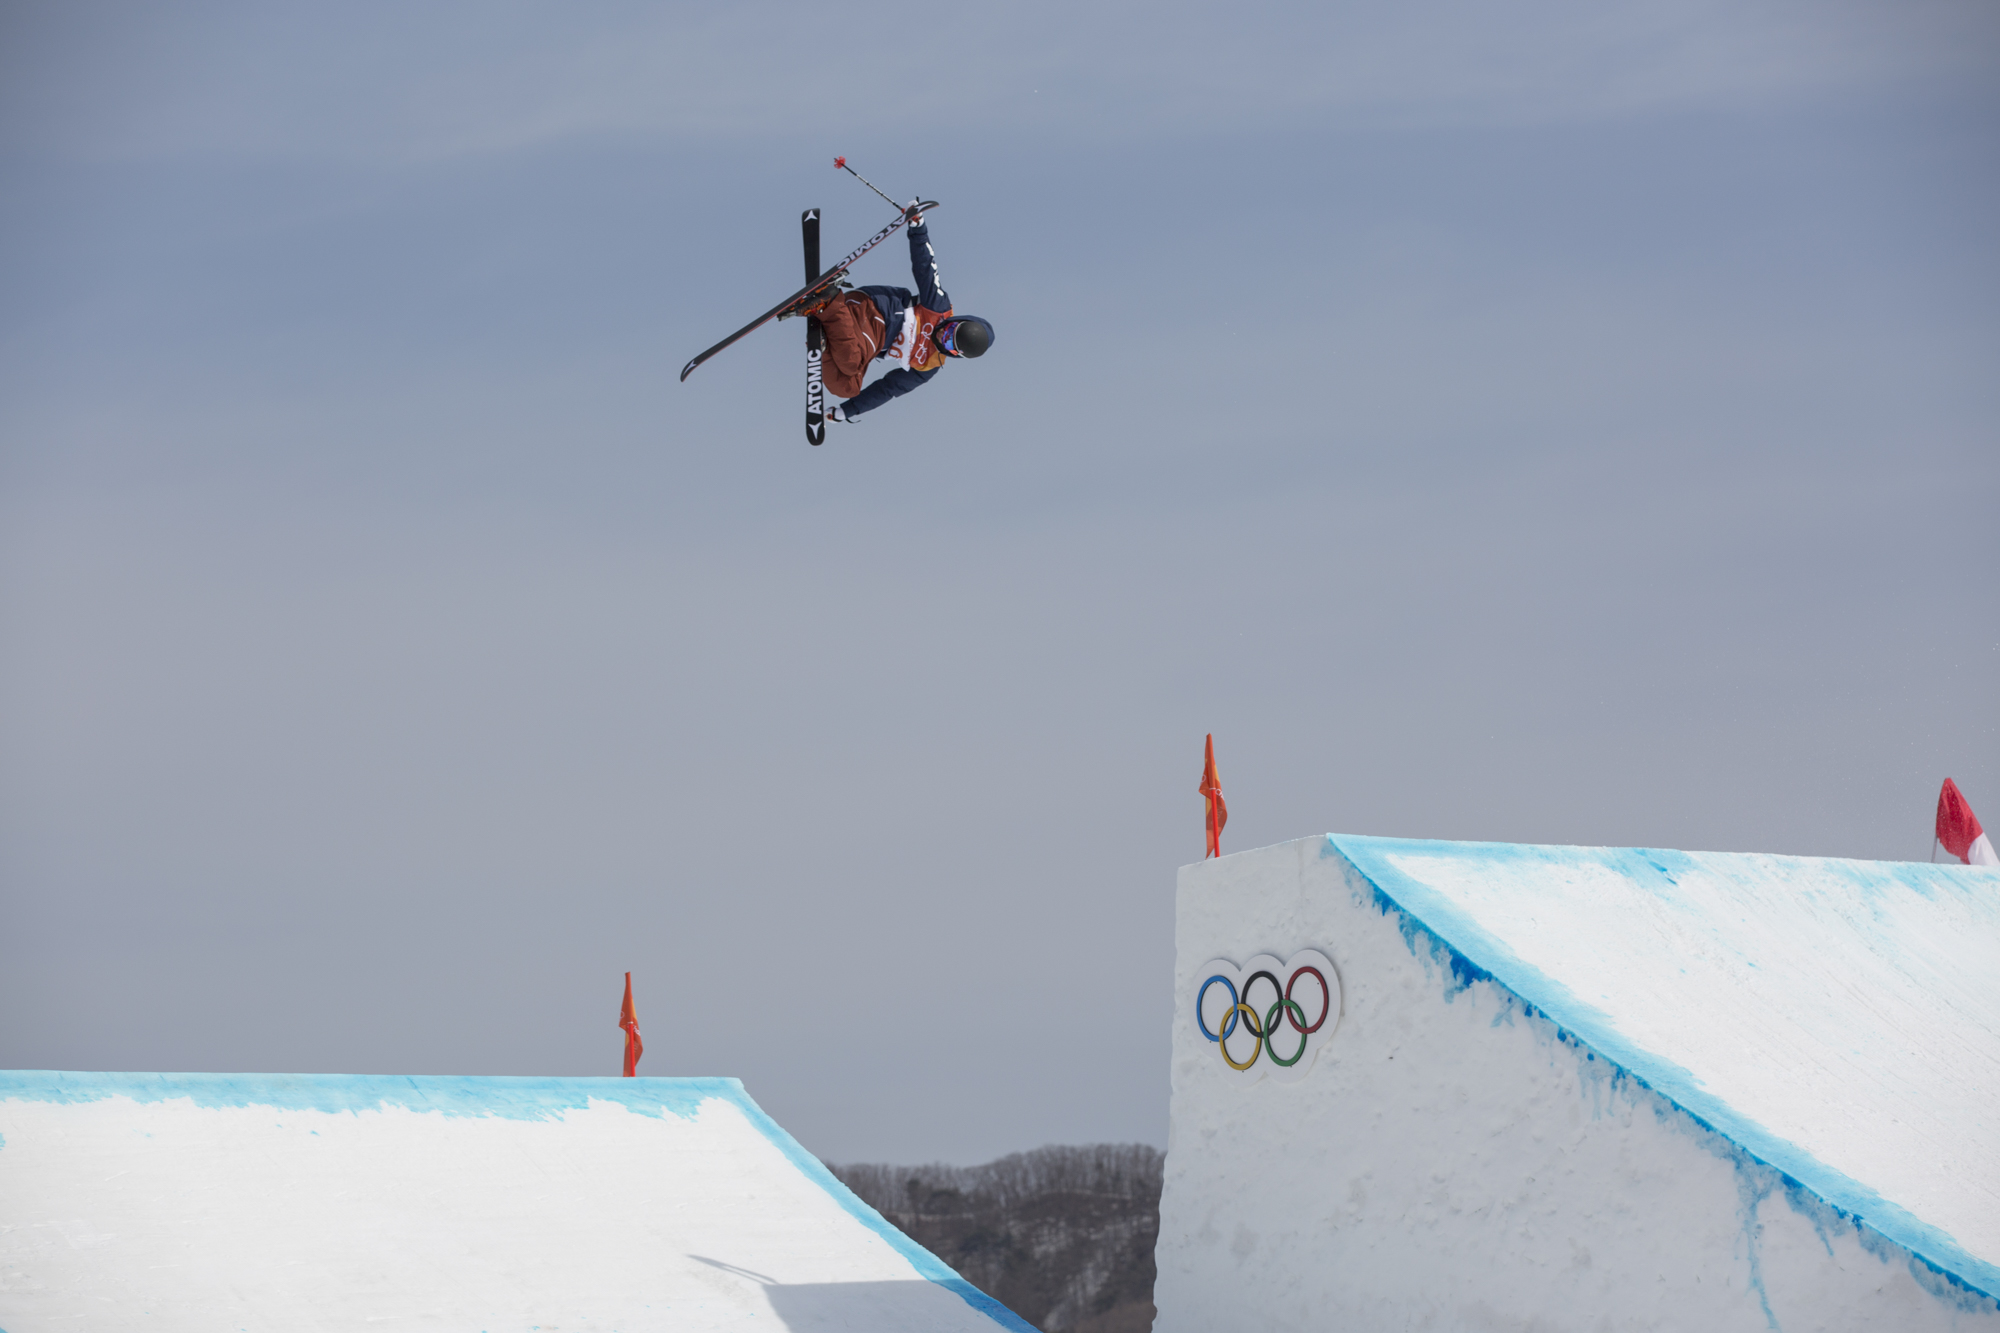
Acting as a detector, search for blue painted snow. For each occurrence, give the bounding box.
[0,1070,1034,1330]
[0,1070,728,1121]
[1325,834,2000,1303]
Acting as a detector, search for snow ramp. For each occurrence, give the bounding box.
[0,1072,1035,1332]
[1156,835,2000,1331]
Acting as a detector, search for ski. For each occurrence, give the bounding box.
[678,202,939,383]
[804,208,824,446]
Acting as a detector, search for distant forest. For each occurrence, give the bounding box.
[828,1143,1162,1333]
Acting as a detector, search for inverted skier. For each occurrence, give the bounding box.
[806,203,993,423]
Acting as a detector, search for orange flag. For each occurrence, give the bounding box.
[619,972,644,1077]
[1199,733,1228,859]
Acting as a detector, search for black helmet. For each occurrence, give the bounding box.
[936,315,993,358]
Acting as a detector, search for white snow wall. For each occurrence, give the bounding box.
[1154,837,2000,1332]
[0,1073,1036,1332]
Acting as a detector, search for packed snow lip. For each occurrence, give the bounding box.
[1329,834,2000,1300]
[0,1071,1039,1331]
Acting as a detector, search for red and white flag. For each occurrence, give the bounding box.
[1935,779,1998,866]
[619,972,644,1077]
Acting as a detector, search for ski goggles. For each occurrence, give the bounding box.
[934,318,970,356]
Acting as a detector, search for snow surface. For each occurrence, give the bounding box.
[1155,836,2000,1331]
[1337,835,2000,1293]
[0,1072,1033,1332]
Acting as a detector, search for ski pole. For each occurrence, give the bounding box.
[834,156,915,216]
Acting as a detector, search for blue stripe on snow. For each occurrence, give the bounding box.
[0,1069,729,1119]
[1324,834,2000,1303]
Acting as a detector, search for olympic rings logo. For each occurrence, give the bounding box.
[1191,950,1342,1083]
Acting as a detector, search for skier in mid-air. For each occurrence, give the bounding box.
[677,160,991,443]
[806,202,993,423]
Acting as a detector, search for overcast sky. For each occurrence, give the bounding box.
[3,1,1996,1165]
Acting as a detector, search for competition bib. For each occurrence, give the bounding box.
[883,304,952,373]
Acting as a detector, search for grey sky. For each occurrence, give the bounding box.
[2,2,1996,1164]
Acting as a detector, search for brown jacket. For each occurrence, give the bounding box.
[810,293,888,400]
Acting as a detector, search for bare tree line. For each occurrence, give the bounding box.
[829,1144,1163,1333]
[835,1143,1163,1214]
